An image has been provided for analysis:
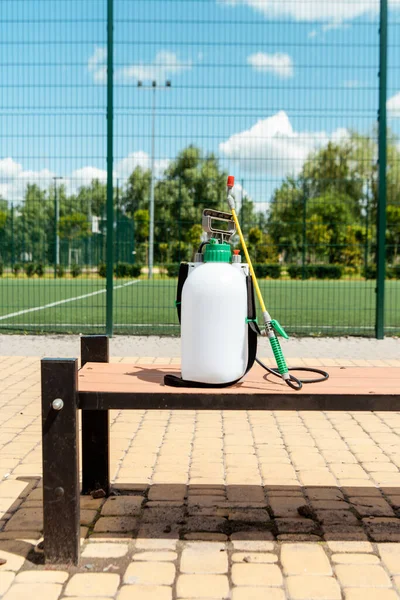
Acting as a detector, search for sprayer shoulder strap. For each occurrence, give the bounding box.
[175,262,189,324]
[165,273,259,388]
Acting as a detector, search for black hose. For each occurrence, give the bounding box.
[255,357,329,391]
[197,240,210,254]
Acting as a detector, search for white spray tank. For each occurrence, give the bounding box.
[181,210,249,385]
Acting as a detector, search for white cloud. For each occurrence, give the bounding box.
[0,157,23,179]
[344,80,363,88]
[0,152,171,202]
[322,21,348,32]
[219,0,400,23]
[117,50,191,83]
[88,48,192,85]
[230,181,252,204]
[115,151,169,179]
[219,110,349,176]
[88,46,107,84]
[70,166,107,186]
[308,30,318,39]
[0,157,55,202]
[247,52,293,78]
[387,91,400,117]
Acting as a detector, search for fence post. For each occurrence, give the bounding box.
[376,0,388,339]
[106,0,114,336]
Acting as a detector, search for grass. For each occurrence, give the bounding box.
[0,277,399,336]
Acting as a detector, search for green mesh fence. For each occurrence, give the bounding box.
[0,0,399,336]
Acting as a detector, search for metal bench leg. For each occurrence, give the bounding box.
[41,358,79,565]
[81,335,110,495]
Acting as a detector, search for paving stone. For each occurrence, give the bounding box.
[350,497,395,517]
[184,516,226,533]
[133,551,177,562]
[226,487,265,503]
[286,575,342,600]
[184,533,228,542]
[65,574,120,597]
[275,518,319,534]
[117,587,172,600]
[232,552,278,563]
[230,533,274,551]
[378,543,400,574]
[232,588,286,600]
[124,562,175,585]
[327,541,374,554]
[344,589,399,600]
[231,563,283,586]
[363,518,400,542]
[176,574,230,598]
[135,538,177,551]
[323,530,370,542]
[0,530,42,542]
[181,543,228,574]
[148,485,187,501]
[305,488,344,501]
[331,553,380,564]
[0,550,25,571]
[101,496,144,516]
[317,510,360,525]
[93,517,137,533]
[0,572,15,596]
[66,598,114,600]
[3,583,63,600]
[0,480,29,499]
[335,565,392,588]
[227,509,270,523]
[81,542,129,558]
[281,543,332,575]
[277,534,323,542]
[269,497,309,517]
[81,509,99,526]
[14,571,68,583]
[3,508,42,531]
[80,496,105,510]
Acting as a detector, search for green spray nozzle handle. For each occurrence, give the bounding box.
[271,319,289,340]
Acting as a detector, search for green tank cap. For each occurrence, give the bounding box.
[203,238,232,263]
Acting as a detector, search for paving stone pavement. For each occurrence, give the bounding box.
[1,354,400,599]
[0,335,399,359]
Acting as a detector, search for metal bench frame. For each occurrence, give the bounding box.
[41,335,398,564]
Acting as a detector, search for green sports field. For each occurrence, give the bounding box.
[0,277,399,336]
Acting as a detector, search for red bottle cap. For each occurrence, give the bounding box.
[227,175,235,188]
[233,249,240,255]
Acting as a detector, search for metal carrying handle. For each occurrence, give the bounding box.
[202,209,236,243]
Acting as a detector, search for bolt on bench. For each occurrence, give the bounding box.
[41,335,400,564]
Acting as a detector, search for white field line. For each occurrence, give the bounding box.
[0,280,140,322]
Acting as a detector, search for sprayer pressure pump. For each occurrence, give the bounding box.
[164,177,329,391]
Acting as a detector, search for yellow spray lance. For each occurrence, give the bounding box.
[226,175,328,391]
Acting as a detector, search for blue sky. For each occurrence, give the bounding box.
[1,0,400,206]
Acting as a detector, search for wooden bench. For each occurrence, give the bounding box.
[41,335,400,564]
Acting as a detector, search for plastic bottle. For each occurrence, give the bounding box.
[181,239,248,384]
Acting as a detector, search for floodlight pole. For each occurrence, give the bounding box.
[137,79,171,279]
[53,176,63,279]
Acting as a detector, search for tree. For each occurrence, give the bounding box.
[387,205,400,263]
[75,179,107,217]
[58,213,90,242]
[267,132,397,265]
[18,184,50,263]
[122,167,151,216]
